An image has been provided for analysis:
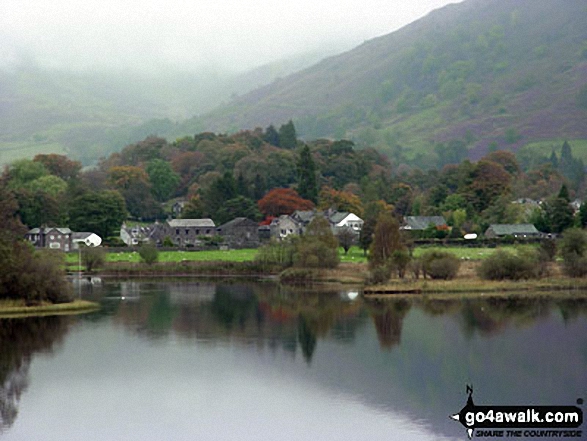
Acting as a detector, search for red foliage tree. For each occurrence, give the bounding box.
[257,188,314,217]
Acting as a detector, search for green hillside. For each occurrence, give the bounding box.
[0,51,334,166]
[189,0,587,167]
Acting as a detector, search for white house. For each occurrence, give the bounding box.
[328,212,364,232]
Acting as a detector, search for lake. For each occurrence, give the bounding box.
[1,279,586,440]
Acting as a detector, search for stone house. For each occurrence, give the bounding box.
[401,216,448,231]
[216,217,260,248]
[25,227,73,251]
[159,219,216,246]
[270,215,303,239]
[484,224,541,239]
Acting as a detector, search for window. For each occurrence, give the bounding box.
[176,229,180,235]
[49,243,61,249]
[186,229,189,235]
[196,229,200,235]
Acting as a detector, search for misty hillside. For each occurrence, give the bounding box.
[190,0,587,166]
[0,51,333,166]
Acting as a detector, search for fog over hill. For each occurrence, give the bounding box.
[191,0,587,167]
[0,0,460,165]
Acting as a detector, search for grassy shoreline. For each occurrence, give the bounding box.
[0,300,100,318]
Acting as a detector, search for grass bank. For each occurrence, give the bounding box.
[0,299,100,318]
[363,261,587,296]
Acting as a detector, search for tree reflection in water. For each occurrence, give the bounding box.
[0,316,70,431]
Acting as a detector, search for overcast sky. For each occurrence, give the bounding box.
[1,0,463,74]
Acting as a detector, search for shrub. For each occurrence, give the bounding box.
[255,239,296,268]
[294,216,340,269]
[391,249,411,278]
[138,243,159,265]
[559,229,587,278]
[82,246,106,272]
[366,265,392,285]
[279,268,321,284]
[421,251,460,280]
[477,249,542,280]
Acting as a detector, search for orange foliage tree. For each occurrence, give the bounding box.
[318,186,364,217]
[257,188,314,217]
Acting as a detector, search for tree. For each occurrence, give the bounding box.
[0,179,71,303]
[215,196,262,225]
[257,188,314,217]
[181,196,205,219]
[336,227,356,254]
[264,125,280,146]
[318,187,364,216]
[359,200,392,256]
[202,172,238,219]
[6,159,48,189]
[463,160,512,212]
[25,175,68,197]
[297,145,318,203]
[139,243,159,265]
[33,154,81,181]
[82,246,106,272]
[14,189,66,228]
[560,228,587,277]
[542,196,574,234]
[369,212,403,270]
[146,159,180,202]
[294,216,339,268]
[68,190,127,240]
[278,120,297,149]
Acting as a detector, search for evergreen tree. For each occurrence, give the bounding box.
[252,174,266,201]
[549,150,559,168]
[264,125,280,146]
[558,183,570,202]
[278,120,297,149]
[236,173,249,198]
[297,145,318,203]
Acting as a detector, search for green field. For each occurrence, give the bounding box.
[66,244,536,267]
[0,141,68,166]
[517,139,587,162]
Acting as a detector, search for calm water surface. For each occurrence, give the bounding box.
[1,280,586,440]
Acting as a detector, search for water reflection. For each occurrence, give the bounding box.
[2,281,586,440]
[0,316,70,432]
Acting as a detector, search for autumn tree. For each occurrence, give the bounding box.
[369,212,403,270]
[297,145,318,203]
[257,188,314,217]
[318,187,364,216]
[33,154,82,181]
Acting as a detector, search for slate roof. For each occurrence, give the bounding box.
[168,219,215,228]
[328,212,351,224]
[486,224,540,236]
[403,216,447,230]
[216,217,257,230]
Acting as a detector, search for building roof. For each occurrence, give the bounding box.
[402,216,447,230]
[486,224,540,235]
[291,210,316,224]
[216,217,258,230]
[26,227,72,235]
[328,211,351,224]
[168,219,215,228]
